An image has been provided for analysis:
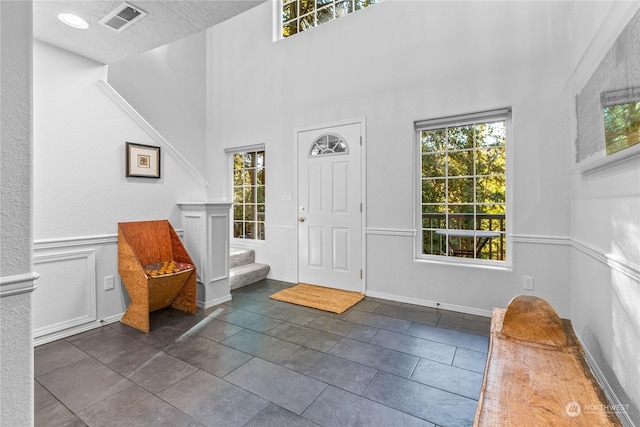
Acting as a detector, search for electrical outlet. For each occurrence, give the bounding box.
[523,276,534,290]
[104,275,115,290]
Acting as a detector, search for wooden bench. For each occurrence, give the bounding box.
[474,295,621,426]
[118,220,197,333]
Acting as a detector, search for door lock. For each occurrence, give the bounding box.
[298,217,305,222]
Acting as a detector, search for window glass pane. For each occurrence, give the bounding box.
[257,186,265,203]
[475,121,506,147]
[476,176,505,204]
[355,0,377,10]
[283,20,298,37]
[422,153,445,177]
[447,150,474,177]
[233,149,266,240]
[233,187,243,203]
[256,167,265,185]
[447,126,473,150]
[335,0,353,17]
[300,0,314,15]
[316,0,332,6]
[317,5,334,23]
[233,205,243,221]
[476,147,505,175]
[423,230,446,256]
[421,179,446,204]
[421,129,446,153]
[447,177,474,204]
[283,1,297,20]
[300,13,315,31]
[256,222,266,240]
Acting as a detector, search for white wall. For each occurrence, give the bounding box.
[567,1,640,423]
[108,32,208,176]
[0,1,35,425]
[206,0,577,315]
[32,41,207,343]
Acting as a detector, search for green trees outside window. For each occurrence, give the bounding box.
[282,0,380,38]
[419,114,508,261]
[233,151,266,240]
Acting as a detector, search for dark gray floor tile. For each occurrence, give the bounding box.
[164,335,252,377]
[224,295,273,313]
[34,380,58,412]
[126,352,199,393]
[187,316,244,342]
[303,386,434,427]
[258,305,320,326]
[267,322,341,352]
[107,345,165,376]
[306,315,378,342]
[369,329,456,364]
[245,404,320,427]
[158,370,269,427]
[77,384,201,427]
[221,329,301,364]
[463,313,491,324]
[37,357,132,413]
[201,303,237,318]
[66,326,148,364]
[363,371,478,427]
[149,307,206,331]
[437,315,491,336]
[225,357,327,415]
[34,340,89,376]
[211,308,284,332]
[399,302,441,313]
[35,401,87,427]
[352,300,380,312]
[411,358,484,400]
[373,304,440,326]
[282,347,378,395]
[452,347,488,373]
[406,322,489,353]
[363,296,403,306]
[342,310,412,334]
[328,338,419,378]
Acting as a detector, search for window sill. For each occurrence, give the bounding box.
[413,255,513,272]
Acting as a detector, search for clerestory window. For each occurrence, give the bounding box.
[281,0,380,38]
[416,109,510,263]
[233,150,266,241]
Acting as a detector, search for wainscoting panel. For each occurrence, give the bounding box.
[33,249,97,339]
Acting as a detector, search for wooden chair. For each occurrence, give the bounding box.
[118,220,197,333]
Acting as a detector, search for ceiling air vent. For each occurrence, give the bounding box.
[99,2,147,32]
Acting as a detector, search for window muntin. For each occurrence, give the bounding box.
[233,150,265,240]
[310,133,348,156]
[418,111,508,262]
[282,0,380,38]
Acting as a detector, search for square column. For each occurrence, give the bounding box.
[177,202,232,308]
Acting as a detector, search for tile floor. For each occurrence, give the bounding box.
[35,279,490,427]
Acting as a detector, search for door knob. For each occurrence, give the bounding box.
[298,217,305,222]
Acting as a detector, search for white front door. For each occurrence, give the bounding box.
[297,122,362,293]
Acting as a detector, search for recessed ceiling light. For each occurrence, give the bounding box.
[58,13,89,30]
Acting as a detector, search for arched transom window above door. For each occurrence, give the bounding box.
[309,134,349,156]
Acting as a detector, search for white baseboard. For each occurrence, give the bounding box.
[34,313,123,347]
[197,294,232,310]
[365,290,493,318]
[576,332,636,427]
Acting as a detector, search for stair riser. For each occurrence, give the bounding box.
[230,249,255,268]
[230,264,270,290]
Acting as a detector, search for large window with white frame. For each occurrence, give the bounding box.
[232,150,266,241]
[416,109,510,263]
[281,0,380,38]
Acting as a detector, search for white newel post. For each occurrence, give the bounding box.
[177,202,233,309]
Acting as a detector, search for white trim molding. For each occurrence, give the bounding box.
[0,272,39,297]
[34,229,184,250]
[511,234,572,246]
[366,228,416,237]
[97,79,209,188]
[366,290,493,318]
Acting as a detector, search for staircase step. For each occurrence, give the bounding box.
[230,248,255,268]
[230,262,270,290]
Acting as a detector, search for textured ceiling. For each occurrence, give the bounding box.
[33,1,266,64]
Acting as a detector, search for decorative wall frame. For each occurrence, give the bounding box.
[126,142,161,178]
[570,6,640,173]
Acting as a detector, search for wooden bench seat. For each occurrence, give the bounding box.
[474,295,621,426]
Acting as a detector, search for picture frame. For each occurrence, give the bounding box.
[126,142,161,178]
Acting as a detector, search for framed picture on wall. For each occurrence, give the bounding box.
[126,142,161,178]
